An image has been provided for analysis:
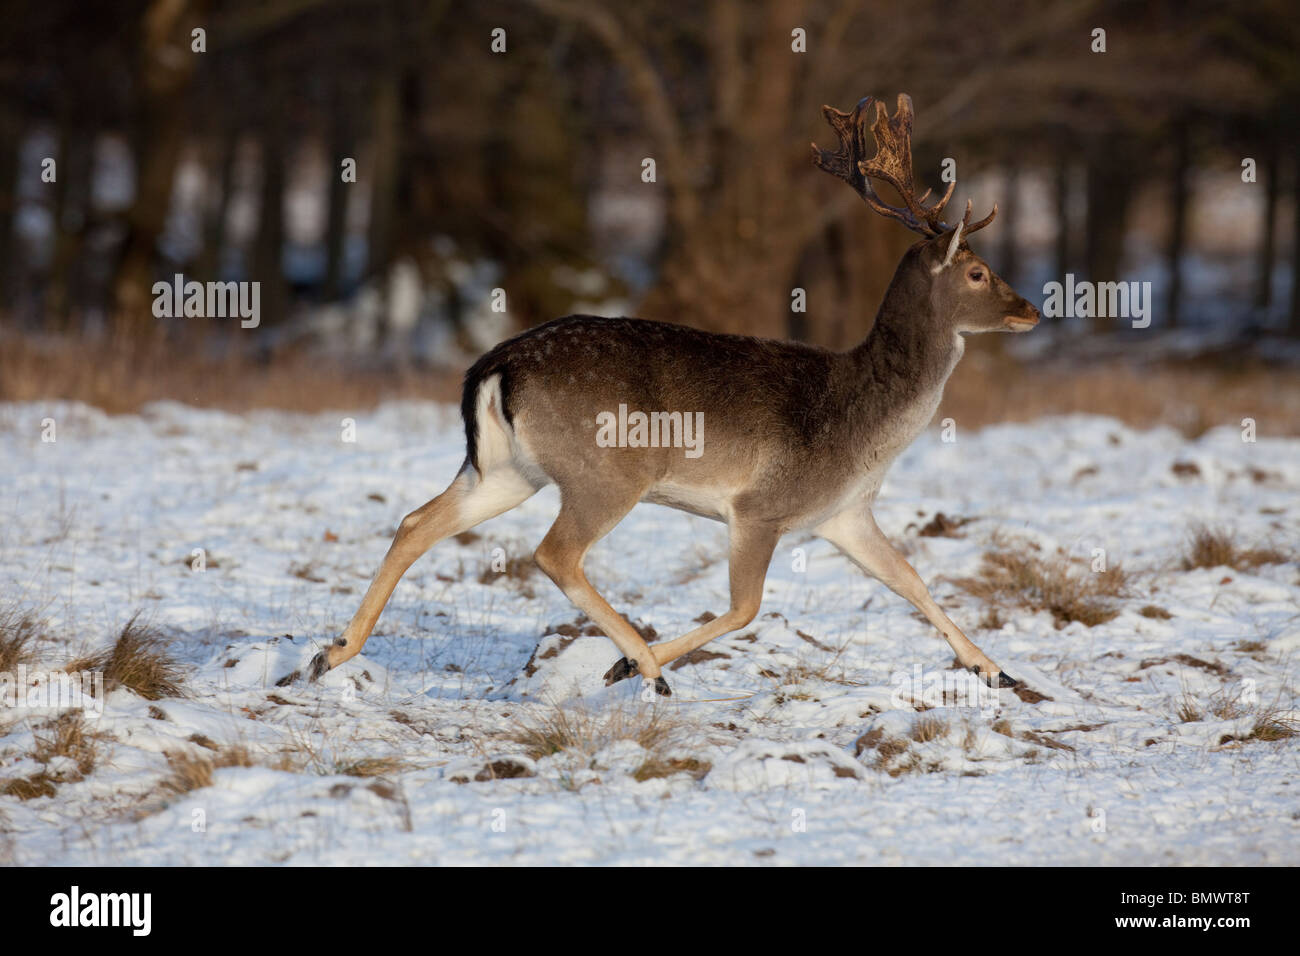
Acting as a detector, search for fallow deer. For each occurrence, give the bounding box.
[307,94,1040,697]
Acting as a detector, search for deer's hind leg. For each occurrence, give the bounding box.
[532,484,670,694]
[816,507,1017,688]
[647,520,781,670]
[307,462,537,680]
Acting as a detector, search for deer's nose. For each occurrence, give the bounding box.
[1004,303,1039,331]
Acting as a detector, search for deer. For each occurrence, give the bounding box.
[302,93,1040,698]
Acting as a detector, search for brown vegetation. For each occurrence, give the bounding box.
[4,334,1300,438]
[942,348,1300,437]
[159,745,293,795]
[1181,524,1290,572]
[0,334,459,416]
[0,609,40,672]
[0,713,102,801]
[953,539,1131,628]
[68,616,186,701]
[509,702,685,766]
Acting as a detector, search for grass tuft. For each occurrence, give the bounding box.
[335,756,407,778]
[909,714,950,744]
[632,756,711,782]
[954,538,1130,628]
[0,609,41,672]
[161,745,292,795]
[507,703,701,785]
[1181,523,1289,572]
[510,702,682,761]
[69,615,186,700]
[0,714,103,801]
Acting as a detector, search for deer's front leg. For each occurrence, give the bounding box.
[816,508,1017,688]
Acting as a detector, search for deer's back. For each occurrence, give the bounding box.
[462,315,895,526]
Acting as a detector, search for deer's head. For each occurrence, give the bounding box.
[812,94,1039,336]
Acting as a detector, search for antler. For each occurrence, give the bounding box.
[812,93,996,239]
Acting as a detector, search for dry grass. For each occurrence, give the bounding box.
[6,331,1299,437]
[69,616,185,700]
[1246,711,1299,742]
[160,744,296,795]
[853,727,921,777]
[855,715,966,777]
[288,561,327,583]
[0,609,41,672]
[457,758,535,782]
[477,554,537,586]
[909,714,950,744]
[769,658,857,699]
[0,331,458,415]
[1181,523,1290,572]
[631,756,712,782]
[953,538,1130,628]
[1175,681,1299,745]
[334,756,408,778]
[0,713,103,801]
[1139,604,1173,619]
[509,702,686,765]
[0,775,58,800]
[944,346,1300,436]
[32,713,101,774]
[1176,697,1205,723]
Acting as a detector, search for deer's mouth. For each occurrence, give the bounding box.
[1004,314,1038,332]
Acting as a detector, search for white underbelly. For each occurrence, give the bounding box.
[643,481,733,522]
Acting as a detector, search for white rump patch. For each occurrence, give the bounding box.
[473,374,515,472]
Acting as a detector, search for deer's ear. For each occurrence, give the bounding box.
[928,223,964,274]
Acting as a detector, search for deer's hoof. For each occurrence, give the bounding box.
[307,651,331,683]
[603,657,639,685]
[969,665,1017,689]
[653,676,672,697]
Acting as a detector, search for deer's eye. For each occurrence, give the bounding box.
[968,268,985,283]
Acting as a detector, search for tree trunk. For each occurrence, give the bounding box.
[1164,119,1191,329]
[111,0,211,339]
[999,161,1019,287]
[1053,150,1070,280]
[48,120,97,328]
[196,132,237,283]
[1253,135,1277,314]
[366,67,401,285]
[0,106,20,319]
[1290,141,1300,336]
[533,0,817,339]
[1084,147,1136,332]
[253,129,287,327]
[323,98,351,301]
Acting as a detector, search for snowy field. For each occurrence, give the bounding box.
[1,399,1297,865]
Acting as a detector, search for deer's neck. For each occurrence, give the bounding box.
[843,275,962,467]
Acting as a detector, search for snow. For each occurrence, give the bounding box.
[0,399,1297,864]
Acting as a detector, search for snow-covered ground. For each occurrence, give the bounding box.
[0,400,1297,865]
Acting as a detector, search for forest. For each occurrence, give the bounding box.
[0,1,1295,413]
